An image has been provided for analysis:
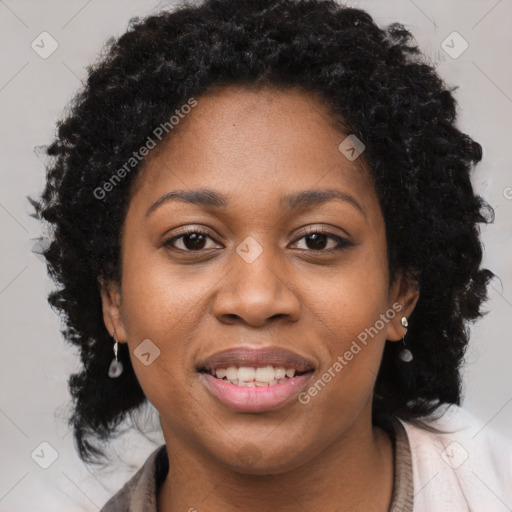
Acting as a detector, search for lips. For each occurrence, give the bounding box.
[197,346,316,412]
[197,346,316,374]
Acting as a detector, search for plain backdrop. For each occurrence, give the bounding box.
[1,0,511,510]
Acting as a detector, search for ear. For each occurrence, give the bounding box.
[98,276,128,342]
[386,271,419,342]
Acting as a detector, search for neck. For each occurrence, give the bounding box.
[157,411,394,512]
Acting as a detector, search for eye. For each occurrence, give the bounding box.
[163,228,221,252]
[291,227,353,252]
[163,226,353,253]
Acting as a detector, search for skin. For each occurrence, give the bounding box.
[100,85,419,512]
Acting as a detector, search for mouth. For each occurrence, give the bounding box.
[200,365,312,386]
[197,346,315,412]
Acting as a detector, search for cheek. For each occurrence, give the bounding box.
[117,249,210,401]
[300,243,391,406]
[311,243,390,347]
[120,243,217,339]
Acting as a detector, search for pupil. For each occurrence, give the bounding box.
[184,233,206,250]
[307,233,327,250]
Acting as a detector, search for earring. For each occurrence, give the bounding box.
[399,316,413,363]
[108,329,124,378]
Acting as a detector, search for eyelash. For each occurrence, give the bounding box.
[163,226,353,253]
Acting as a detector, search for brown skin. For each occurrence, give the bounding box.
[100,85,419,512]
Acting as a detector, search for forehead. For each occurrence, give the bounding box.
[129,85,379,219]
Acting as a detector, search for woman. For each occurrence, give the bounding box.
[30,0,512,510]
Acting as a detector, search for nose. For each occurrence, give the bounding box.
[212,246,301,327]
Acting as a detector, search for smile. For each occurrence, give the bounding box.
[205,365,306,386]
[197,346,316,412]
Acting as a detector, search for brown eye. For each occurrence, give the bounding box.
[303,233,330,250]
[163,229,219,252]
[293,228,353,252]
[180,232,207,250]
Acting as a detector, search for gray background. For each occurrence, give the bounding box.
[1,0,511,510]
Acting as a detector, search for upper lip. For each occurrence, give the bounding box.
[198,346,316,373]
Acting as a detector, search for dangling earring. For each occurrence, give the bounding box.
[399,316,413,362]
[108,328,124,378]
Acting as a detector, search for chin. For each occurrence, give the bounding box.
[217,443,313,475]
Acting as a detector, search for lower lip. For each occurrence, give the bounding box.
[200,372,313,413]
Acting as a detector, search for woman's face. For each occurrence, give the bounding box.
[101,85,417,474]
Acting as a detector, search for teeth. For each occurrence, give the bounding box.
[238,367,256,381]
[255,366,274,382]
[213,365,301,385]
[274,367,286,379]
[225,367,238,380]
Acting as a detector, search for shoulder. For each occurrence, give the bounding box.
[398,405,512,512]
[100,444,167,512]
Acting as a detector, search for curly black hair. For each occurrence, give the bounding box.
[29,0,494,465]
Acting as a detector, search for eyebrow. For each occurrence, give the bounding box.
[145,187,365,218]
